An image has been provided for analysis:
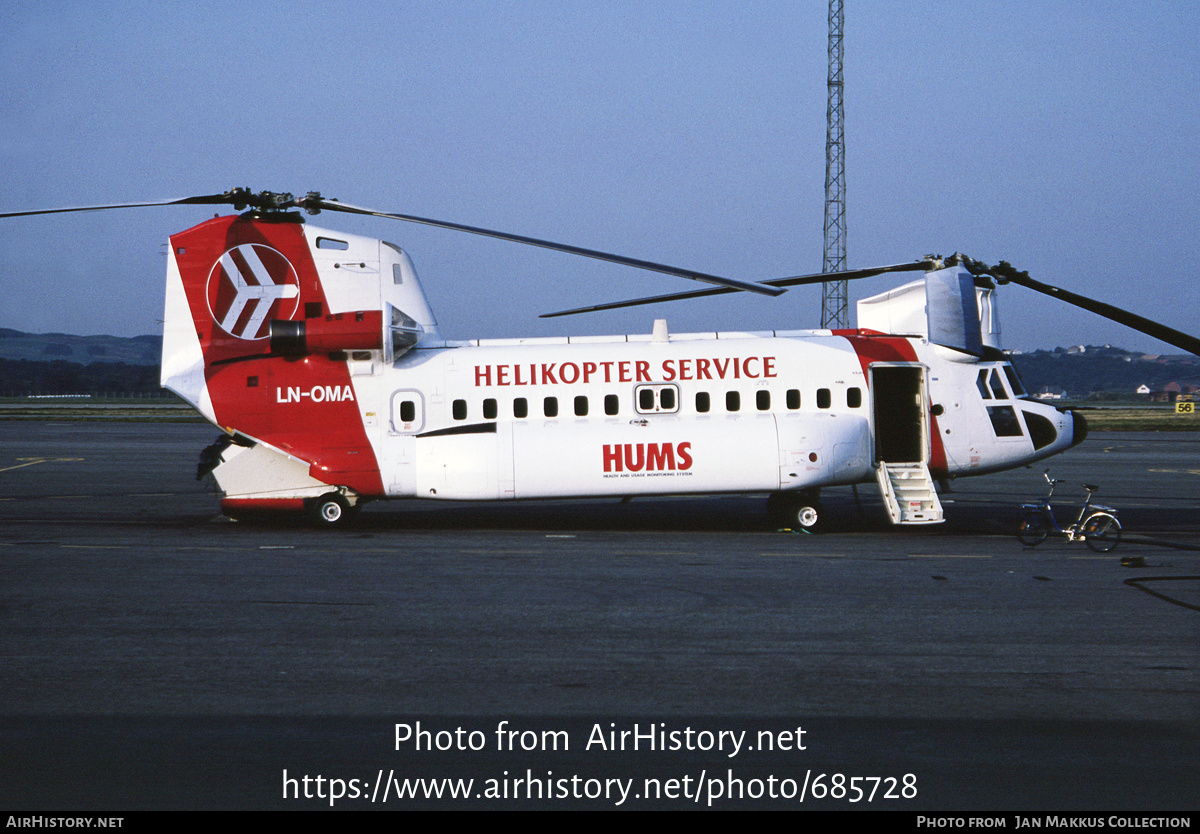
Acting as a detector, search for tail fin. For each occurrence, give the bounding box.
[161,212,438,499]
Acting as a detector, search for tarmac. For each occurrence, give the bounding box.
[0,422,1196,810]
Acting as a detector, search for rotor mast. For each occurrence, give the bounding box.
[821,0,848,329]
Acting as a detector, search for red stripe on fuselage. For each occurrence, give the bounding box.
[838,331,947,474]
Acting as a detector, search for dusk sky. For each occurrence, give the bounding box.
[2,1,1198,354]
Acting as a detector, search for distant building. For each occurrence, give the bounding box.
[1144,382,1200,402]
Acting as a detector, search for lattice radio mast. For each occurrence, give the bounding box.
[821,0,848,328]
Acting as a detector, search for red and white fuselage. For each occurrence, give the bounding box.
[162,212,1082,523]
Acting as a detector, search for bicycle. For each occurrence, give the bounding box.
[1017,470,1121,552]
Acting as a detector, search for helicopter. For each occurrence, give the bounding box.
[5,187,1198,528]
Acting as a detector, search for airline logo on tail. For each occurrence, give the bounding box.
[206,243,301,339]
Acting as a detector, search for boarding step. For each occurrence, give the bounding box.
[875,462,944,525]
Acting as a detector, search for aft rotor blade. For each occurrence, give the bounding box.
[541,259,934,318]
[542,286,743,318]
[989,264,1200,356]
[300,195,785,298]
[0,192,245,219]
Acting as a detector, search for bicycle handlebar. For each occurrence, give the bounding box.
[1044,470,1097,491]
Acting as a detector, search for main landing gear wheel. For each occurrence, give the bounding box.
[309,493,352,528]
[767,492,821,532]
[796,505,819,529]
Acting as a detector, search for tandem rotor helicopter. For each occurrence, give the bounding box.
[4,187,1198,528]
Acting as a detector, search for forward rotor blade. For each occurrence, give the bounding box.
[763,260,935,288]
[300,195,785,298]
[541,259,934,317]
[987,263,1200,356]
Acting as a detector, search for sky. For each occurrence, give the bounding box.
[2,0,1198,354]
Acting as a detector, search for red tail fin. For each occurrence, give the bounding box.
[163,213,387,497]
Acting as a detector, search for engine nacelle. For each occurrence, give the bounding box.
[270,311,384,356]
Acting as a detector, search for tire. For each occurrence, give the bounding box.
[796,506,819,529]
[1083,513,1121,553]
[1017,511,1050,546]
[765,492,791,525]
[767,492,821,531]
[309,493,351,528]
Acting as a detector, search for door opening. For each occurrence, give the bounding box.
[871,365,926,464]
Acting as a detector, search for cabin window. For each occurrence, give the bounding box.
[392,264,404,285]
[726,391,740,412]
[513,398,528,418]
[483,398,498,420]
[634,384,680,414]
[847,387,862,408]
[604,394,619,416]
[246,376,258,388]
[696,392,710,413]
[574,395,588,417]
[756,390,770,411]
[316,237,349,250]
[390,391,424,433]
[786,389,801,410]
[817,388,831,409]
[305,302,323,319]
[544,397,558,418]
[452,399,467,420]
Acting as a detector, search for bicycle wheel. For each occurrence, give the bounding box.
[1083,513,1121,553]
[1017,511,1050,546]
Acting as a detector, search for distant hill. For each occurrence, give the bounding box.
[0,329,162,396]
[0,328,161,365]
[1008,345,1200,399]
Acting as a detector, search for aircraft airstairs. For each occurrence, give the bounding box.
[874,462,944,525]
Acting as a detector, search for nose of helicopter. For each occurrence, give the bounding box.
[1067,409,1088,447]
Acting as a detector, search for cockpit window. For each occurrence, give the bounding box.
[977,369,992,400]
[1003,364,1027,397]
[988,369,1007,399]
[987,405,1024,437]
